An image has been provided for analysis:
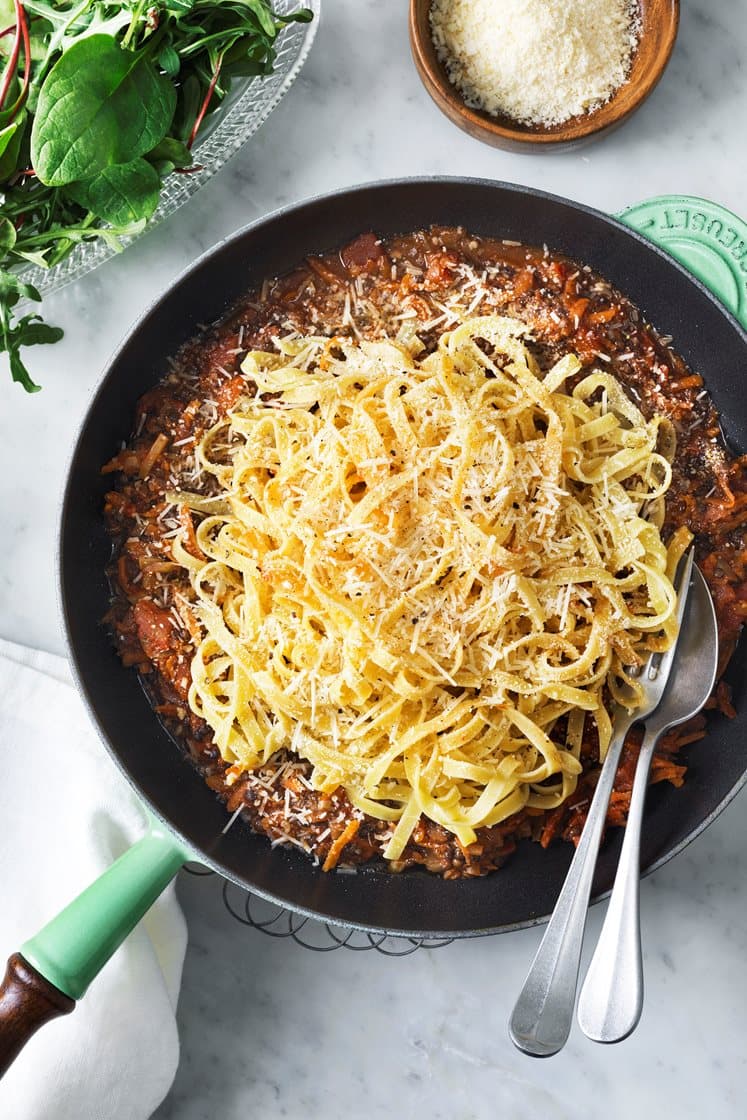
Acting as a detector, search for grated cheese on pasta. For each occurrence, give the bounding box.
[168,315,689,861]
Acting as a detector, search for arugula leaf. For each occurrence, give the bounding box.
[31,35,176,186]
[13,248,51,269]
[0,270,42,306]
[160,1,198,13]
[0,216,16,250]
[65,158,161,225]
[13,316,65,347]
[0,269,62,392]
[244,0,280,38]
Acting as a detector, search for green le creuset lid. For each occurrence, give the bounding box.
[619,195,747,331]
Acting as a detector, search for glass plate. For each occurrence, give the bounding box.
[26,0,320,298]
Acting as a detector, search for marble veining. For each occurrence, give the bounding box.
[1,0,745,1115]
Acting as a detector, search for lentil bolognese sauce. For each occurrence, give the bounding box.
[103,228,747,878]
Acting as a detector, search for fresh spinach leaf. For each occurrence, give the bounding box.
[147,137,193,169]
[65,158,161,225]
[0,110,26,181]
[158,44,181,78]
[31,35,176,186]
[172,73,202,143]
[0,122,20,162]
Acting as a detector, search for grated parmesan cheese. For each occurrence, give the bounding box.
[173,314,686,862]
[430,0,641,127]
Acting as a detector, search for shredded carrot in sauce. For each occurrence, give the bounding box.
[322,820,361,872]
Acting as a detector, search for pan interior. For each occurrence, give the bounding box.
[60,179,747,936]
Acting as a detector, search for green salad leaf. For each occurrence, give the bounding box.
[0,0,313,392]
[0,217,16,250]
[31,35,177,186]
[0,111,26,181]
[65,158,162,225]
[0,270,63,391]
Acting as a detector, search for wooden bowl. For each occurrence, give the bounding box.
[409,0,680,151]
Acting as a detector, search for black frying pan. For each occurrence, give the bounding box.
[2,179,745,1070]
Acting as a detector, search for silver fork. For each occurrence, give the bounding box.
[577,562,718,1042]
[508,549,695,1058]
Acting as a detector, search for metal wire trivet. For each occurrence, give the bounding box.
[184,864,455,955]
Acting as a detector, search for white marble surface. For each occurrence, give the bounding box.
[1,0,746,1115]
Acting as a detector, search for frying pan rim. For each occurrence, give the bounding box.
[58,175,747,938]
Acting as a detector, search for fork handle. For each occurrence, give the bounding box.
[508,717,634,1057]
[576,724,661,1042]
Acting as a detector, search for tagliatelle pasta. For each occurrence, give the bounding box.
[104,229,746,877]
[167,314,689,861]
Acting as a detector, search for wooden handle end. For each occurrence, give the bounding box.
[0,953,75,1078]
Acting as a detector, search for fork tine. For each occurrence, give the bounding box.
[645,547,694,682]
[661,547,695,662]
[674,545,695,614]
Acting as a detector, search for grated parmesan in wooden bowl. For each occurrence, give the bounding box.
[430,0,641,127]
[409,0,680,150]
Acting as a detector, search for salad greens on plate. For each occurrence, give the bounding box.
[0,0,312,391]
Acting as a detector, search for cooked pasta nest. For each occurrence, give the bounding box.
[169,315,690,860]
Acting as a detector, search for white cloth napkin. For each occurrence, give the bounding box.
[0,638,187,1120]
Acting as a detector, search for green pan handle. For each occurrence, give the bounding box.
[0,820,189,1077]
[617,195,747,331]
